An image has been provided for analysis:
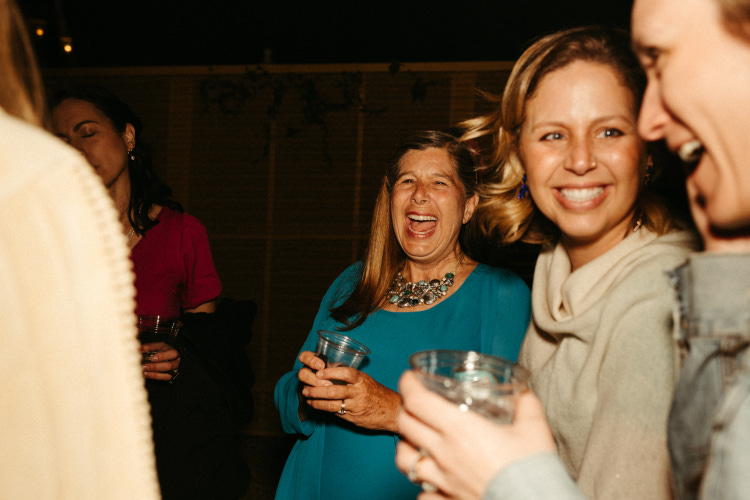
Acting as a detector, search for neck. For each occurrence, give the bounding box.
[564,213,641,271]
[401,252,463,282]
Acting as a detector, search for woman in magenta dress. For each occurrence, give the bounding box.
[50,87,239,498]
[50,86,222,382]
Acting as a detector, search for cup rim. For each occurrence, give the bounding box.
[408,349,530,385]
[317,330,371,356]
[137,315,183,329]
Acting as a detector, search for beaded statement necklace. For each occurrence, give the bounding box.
[386,256,462,308]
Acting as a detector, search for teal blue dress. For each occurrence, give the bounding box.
[274,262,531,500]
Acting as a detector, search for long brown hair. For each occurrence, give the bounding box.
[330,130,479,330]
[0,0,46,126]
[463,26,683,247]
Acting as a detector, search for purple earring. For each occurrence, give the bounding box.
[517,174,529,199]
[644,161,654,187]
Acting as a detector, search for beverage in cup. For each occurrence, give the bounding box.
[408,349,529,424]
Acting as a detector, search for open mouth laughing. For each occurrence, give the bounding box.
[677,139,705,175]
[407,213,437,235]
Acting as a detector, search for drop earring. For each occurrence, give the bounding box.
[517,174,529,199]
[128,148,135,161]
[644,159,654,187]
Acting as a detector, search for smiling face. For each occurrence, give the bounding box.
[633,0,750,231]
[51,98,134,190]
[519,60,646,266]
[390,147,478,267]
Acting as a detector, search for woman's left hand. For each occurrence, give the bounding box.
[141,342,181,381]
[301,365,401,433]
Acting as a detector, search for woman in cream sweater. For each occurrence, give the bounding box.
[396,26,697,499]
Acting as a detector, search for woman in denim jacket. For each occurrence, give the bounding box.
[634,0,750,496]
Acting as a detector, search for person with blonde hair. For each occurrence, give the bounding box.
[0,0,159,497]
[396,26,697,499]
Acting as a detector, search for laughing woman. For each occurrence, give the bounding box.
[274,131,531,500]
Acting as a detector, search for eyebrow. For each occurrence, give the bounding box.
[528,114,633,130]
[397,170,454,180]
[72,120,98,132]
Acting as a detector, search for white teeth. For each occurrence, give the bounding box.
[560,187,604,202]
[407,214,437,221]
[678,139,704,163]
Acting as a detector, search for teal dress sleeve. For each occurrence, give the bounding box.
[273,263,361,500]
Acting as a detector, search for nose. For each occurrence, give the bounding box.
[637,79,670,141]
[411,181,429,204]
[566,135,596,175]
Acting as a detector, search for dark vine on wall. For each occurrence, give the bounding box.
[198,66,447,166]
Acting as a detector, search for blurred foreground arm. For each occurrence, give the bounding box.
[396,370,582,500]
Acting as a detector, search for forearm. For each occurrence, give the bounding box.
[483,452,583,500]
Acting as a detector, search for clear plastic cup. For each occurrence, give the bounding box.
[408,349,530,424]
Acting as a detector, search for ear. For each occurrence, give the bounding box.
[122,123,136,150]
[463,193,480,224]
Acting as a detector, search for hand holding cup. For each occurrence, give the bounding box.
[137,315,182,382]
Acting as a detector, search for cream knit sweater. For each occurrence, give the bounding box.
[519,227,697,499]
[0,109,159,499]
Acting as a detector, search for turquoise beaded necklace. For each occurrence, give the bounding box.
[386,255,462,308]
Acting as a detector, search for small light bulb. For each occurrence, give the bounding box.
[63,44,73,53]
[35,28,44,37]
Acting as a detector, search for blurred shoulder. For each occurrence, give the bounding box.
[0,108,84,182]
[473,262,529,289]
[640,229,699,269]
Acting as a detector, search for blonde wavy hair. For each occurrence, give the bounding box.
[0,0,46,126]
[463,26,682,246]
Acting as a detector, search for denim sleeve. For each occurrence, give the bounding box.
[700,371,750,499]
[482,452,584,500]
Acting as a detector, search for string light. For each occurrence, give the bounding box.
[61,36,73,54]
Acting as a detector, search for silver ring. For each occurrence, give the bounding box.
[337,400,346,415]
[167,368,180,385]
[422,481,437,493]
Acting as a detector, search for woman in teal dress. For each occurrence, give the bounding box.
[274,130,531,500]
